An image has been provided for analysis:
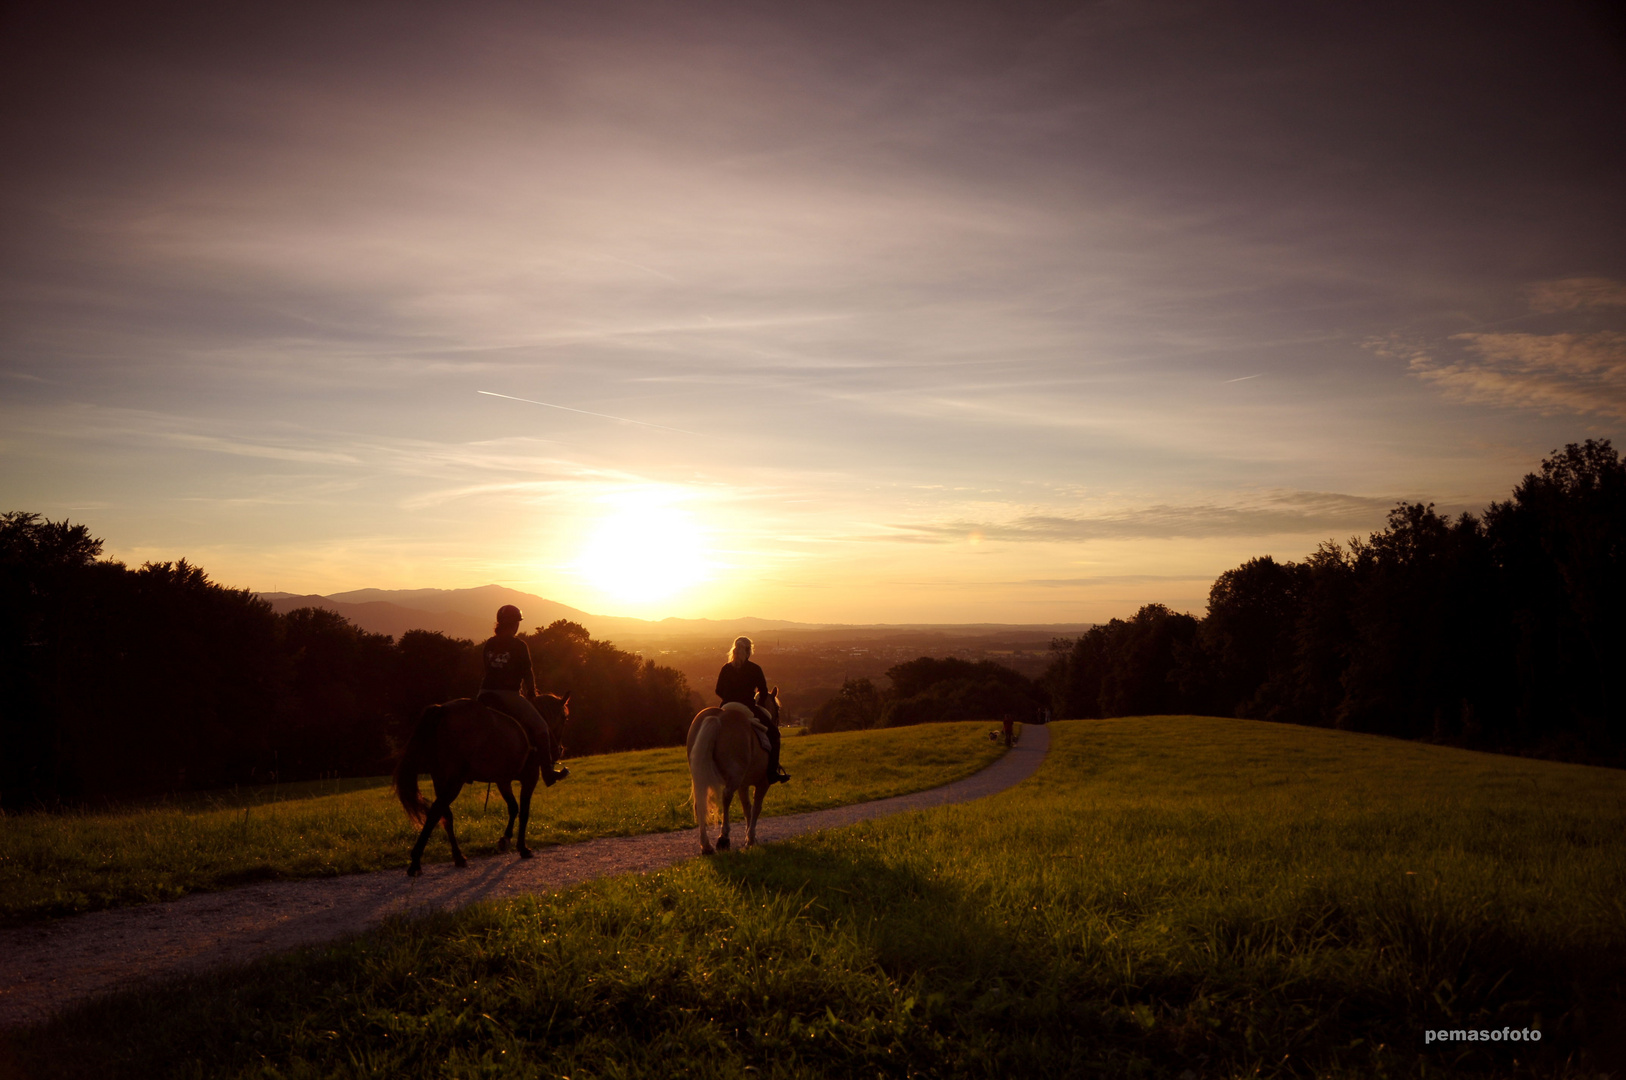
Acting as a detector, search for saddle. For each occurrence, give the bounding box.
[720,701,773,753]
[476,692,537,754]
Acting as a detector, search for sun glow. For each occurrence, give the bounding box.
[571,495,712,607]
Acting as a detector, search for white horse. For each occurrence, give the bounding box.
[686,688,779,854]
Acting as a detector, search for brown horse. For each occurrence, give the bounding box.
[392,691,570,876]
[686,687,779,854]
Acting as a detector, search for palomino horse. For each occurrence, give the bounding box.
[392,692,570,876]
[686,687,779,854]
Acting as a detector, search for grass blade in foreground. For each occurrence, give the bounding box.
[6,717,1622,1077]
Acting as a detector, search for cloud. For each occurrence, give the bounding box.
[1524,277,1626,313]
[879,490,1394,544]
[1016,574,1216,587]
[1407,331,1626,419]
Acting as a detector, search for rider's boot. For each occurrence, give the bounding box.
[531,721,570,786]
[767,725,790,784]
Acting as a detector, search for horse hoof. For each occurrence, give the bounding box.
[407,865,421,878]
[701,846,715,856]
[716,836,730,851]
[497,838,509,853]
[518,847,533,859]
[454,857,468,868]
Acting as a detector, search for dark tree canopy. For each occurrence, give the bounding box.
[1042,440,1625,763]
[0,527,695,808]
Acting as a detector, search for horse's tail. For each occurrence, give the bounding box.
[393,704,442,827]
[688,711,726,827]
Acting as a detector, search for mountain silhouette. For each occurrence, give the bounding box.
[257,585,820,643]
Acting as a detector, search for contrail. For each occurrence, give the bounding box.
[1223,373,1265,383]
[477,390,705,437]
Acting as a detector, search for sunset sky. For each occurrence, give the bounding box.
[3,1,1623,623]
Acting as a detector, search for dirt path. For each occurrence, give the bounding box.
[0,725,1049,1030]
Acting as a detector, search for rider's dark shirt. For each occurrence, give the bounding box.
[715,660,768,706]
[481,635,533,693]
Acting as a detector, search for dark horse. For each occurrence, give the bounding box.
[392,691,570,876]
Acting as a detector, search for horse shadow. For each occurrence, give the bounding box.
[693,837,1048,990]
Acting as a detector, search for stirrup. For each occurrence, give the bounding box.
[542,763,570,787]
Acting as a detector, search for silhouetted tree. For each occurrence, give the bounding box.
[527,620,693,755]
[0,520,700,804]
[808,677,883,733]
[881,656,1041,727]
[1041,440,1623,764]
[1,513,108,804]
[277,606,397,776]
[1198,556,1305,719]
[0,515,284,806]
[1485,439,1625,754]
[1045,604,1205,719]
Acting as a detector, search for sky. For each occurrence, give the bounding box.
[2,0,1624,624]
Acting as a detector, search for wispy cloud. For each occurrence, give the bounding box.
[877,491,1394,544]
[476,390,706,436]
[1524,277,1626,314]
[1016,574,1216,587]
[1407,331,1626,420]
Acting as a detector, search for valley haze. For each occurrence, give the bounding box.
[260,584,1085,714]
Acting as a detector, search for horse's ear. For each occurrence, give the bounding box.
[561,690,572,705]
[771,685,779,697]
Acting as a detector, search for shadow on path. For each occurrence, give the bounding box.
[0,726,1049,1030]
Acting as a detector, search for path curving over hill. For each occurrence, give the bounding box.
[0,725,1049,1030]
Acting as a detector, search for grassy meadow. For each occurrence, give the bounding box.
[5,717,1624,1078]
[0,721,1008,925]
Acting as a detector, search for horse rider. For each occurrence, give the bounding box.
[714,635,790,784]
[481,605,570,786]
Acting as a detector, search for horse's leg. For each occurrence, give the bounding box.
[694,775,714,855]
[716,787,735,851]
[440,781,468,868]
[746,783,767,848]
[516,767,538,859]
[408,793,450,877]
[697,809,713,856]
[496,782,518,853]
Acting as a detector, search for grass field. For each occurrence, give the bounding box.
[5,717,1625,1079]
[0,721,1008,925]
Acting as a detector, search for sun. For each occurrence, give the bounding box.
[571,497,711,606]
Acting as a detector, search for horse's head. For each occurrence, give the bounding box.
[755,685,781,724]
[533,689,571,724]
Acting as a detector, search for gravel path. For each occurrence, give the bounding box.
[0,725,1049,1030]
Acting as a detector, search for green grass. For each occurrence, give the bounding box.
[0,721,1008,925]
[5,717,1624,1078]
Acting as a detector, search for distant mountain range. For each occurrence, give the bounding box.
[257,585,834,644]
[256,585,1090,644]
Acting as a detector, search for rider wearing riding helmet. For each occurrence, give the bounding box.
[481,605,570,786]
[714,635,789,784]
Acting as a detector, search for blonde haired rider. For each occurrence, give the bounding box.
[714,635,789,784]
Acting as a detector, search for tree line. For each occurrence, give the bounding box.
[808,656,1045,734]
[1043,440,1625,762]
[0,514,696,809]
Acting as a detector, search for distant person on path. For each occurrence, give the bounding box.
[715,635,790,784]
[1001,712,1015,747]
[480,605,569,785]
